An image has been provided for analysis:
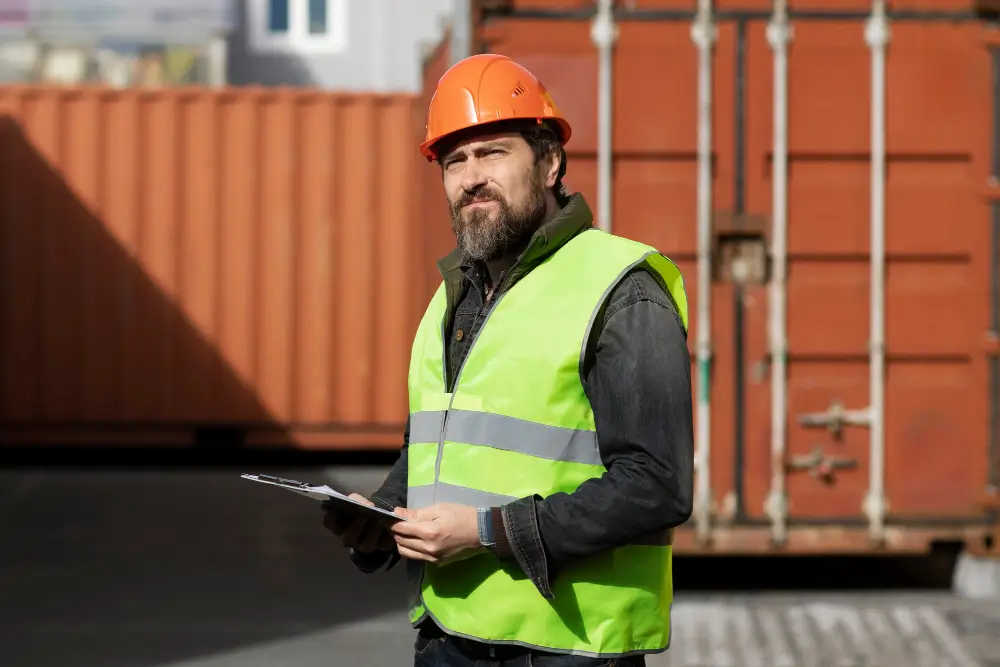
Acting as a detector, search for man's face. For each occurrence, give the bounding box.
[440,131,558,262]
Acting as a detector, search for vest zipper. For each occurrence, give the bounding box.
[431,263,519,502]
[416,241,538,619]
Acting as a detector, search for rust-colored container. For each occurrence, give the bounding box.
[440,0,1000,555]
[0,87,431,450]
[419,36,466,298]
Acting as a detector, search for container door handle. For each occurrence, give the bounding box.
[786,445,858,485]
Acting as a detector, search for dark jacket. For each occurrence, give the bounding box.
[352,193,694,600]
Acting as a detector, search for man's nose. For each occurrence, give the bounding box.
[461,164,489,191]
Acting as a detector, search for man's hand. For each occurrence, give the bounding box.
[321,493,395,554]
[390,503,483,565]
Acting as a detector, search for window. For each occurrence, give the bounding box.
[250,0,347,54]
[269,0,290,33]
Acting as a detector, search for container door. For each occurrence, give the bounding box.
[737,16,992,543]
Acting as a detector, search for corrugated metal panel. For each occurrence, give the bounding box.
[418,33,459,301]
[494,0,977,11]
[466,3,994,551]
[0,86,428,448]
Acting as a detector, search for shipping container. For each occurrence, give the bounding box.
[0,86,431,450]
[2,2,997,557]
[417,0,1000,555]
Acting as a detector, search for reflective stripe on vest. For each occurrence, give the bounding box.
[405,228,689,657]
[410,409,602,465]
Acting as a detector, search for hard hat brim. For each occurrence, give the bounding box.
[420,116,572,162]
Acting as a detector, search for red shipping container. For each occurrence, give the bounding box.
[417,0,1000,554]
[0,87,431,450]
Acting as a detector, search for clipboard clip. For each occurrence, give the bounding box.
[257,474,312,489]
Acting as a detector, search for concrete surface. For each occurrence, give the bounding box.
[954,551,1000,601]
[2,467,999,667]
[0,467,409,667]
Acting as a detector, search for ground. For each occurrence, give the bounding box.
[1,466,998,667]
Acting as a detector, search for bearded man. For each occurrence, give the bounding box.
[322,54,694,667]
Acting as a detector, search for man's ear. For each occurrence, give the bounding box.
[543,150,561,188]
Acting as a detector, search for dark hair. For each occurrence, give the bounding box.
[435,119,571,207]
[520,123,570,207]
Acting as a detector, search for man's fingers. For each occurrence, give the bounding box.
[393,535,422,552]
[394,535,440,558]
[391,519,433,538]
[322,493,393,552]
[395,544,422,560]
[397,543,437,563]
[322,493,396,552]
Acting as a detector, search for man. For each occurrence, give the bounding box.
[322,53,694,667]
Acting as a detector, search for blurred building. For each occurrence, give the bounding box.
[0,0,234,87]
[0,0,454,92]
[229,0,454,92]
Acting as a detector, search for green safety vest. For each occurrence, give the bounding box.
[405,228,689,657]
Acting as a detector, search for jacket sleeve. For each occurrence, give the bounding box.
[488,268,694,599]
[370,416,410,511]
[347,416,410,574]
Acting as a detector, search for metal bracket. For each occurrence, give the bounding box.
[862,491,890,545]
[972,492,1000,558]
[787,445,859,485]
[864,1,892,49]
[763,490,788,545]
[797,400,871,439]
[689,9,718,50]
[590,1,620,48]
[716,491,738,526]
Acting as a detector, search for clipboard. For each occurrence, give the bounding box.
[241,473,408,523]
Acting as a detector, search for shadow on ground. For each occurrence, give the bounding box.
[674,550,961,592]
[0,468,409,667]
[0,463,971,667]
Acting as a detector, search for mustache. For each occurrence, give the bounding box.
[455,186,502,210]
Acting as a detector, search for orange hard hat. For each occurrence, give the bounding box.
[420,53,573,161]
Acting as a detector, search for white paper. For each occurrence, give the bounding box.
[241,473,408,522]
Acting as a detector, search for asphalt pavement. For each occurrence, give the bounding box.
[1,466,998,667]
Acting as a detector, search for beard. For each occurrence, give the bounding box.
[449,171,548,262]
